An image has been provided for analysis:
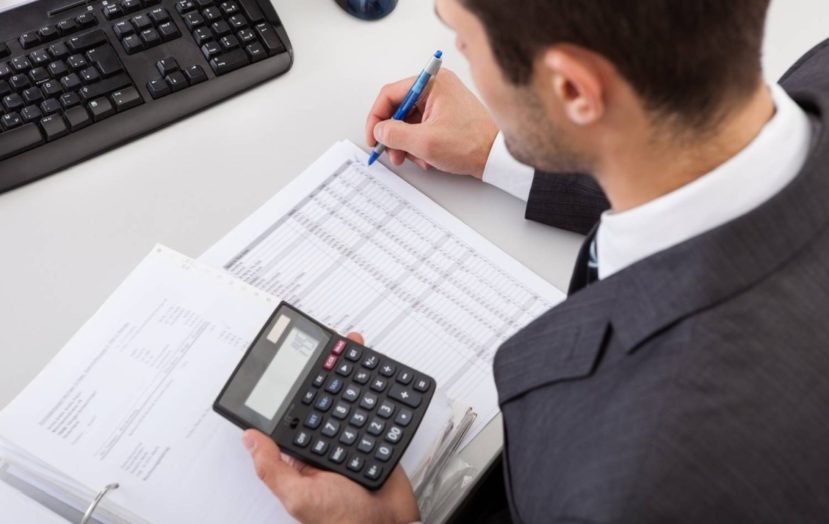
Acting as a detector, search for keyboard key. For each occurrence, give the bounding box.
[87,46,122,76]
[184,64,207,84]
[132,14,153,30]
[346,455,364,472]
[311,439,328,456]
[238,0,264,22]
[339,427,358,445]
[121,0,141,13]
[113,20,134,38]
[48,60,68,77]
[149,7,170,24]
[329,445,346,464]
[22,87,44,105]
[324,377,343,395]
[379,362,396,378]
[314,394,332,412]
[0,122,43,160]
[370,377,387,393]
[87,96,115,121]
[237,27,256,43]
[293,430,311,448]
[228,14,247,30]
[201,41,221,59]
[111,86,142,111]
[140,28,161,46]
[203,6,222,22]
[413,377,431,392]
[59,91,82,108]
[301,389,316,405]
[67,54,88,70]
[122,34,144,53]
[387,384,421,408]
[353,370,370,385]
[41,80,62,97]
[344,347,361,362]
[40,98,61,114]
[245,42,266,62]
[29,49,50,66]
[183,11,204,30]
[29,67,49,83]
[76,12,98,28]
[332,341,346,355]
[193,27,213,45]
[375,443,393,462]
[377,400,395,419]
[57,19,79,34]
[332,401,350,420]
[19,32,41,49]
[67,30,107,52]
[385,426,404,444]
[60,73,82,91]
[38,25,59,41]
[220,1,239,15]
[156,57,179,76]
[321,419,339,438]
[64,105,92,130]
[11,56,32,72]
[20,105,43,123]
[342,384,360,402]
[1,112,22,130]
[48,42,70,59]
[39,113,68,141]
[335,361,352,377]
[396,369,413,385]
[10,73,30,90]
[157,22,181,41]
[356,436,375,454]
[80,73,131,101]
[209,48,249,75]
[394,408,412,427]
[367,418,385,436]
[211,20,231,36]
[3,93,24,110]
[312,372,326,388]
[304,412,322,429]
[362,354,378,369]
[79,66,101,83]
[176,0,196,13]
[365,463,383,481]
[359,392,377,410]
[102,3,123,20]
[0,63,11,79]
[349,409,367,428]
[254,23,284,55]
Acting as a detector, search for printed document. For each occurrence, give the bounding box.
[202,140,566,445]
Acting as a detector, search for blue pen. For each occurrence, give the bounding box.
[368,50,444,166]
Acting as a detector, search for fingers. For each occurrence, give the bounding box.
[372,119,432,161]
[365,76,418,146]
[346,331,364,345]
[242,430,303,500]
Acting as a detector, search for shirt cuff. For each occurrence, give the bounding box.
[481,132,536,202]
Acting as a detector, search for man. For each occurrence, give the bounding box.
[241,0,829,521]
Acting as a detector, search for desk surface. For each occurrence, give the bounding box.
[0,0,827,521]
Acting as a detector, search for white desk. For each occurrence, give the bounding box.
[0,1,827,521]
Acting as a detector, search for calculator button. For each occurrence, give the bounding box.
[345,347,362,361]
[359,392,378,410]
[413,376,431,392]
[329,445,347,464]
[347,455,364,472]
[394,408,413,427]
[349,410,368,428]
[325,377,344,394]
[385,426,404,444]
[375,443,393,462]
[332,401,350,420]
[339,427,358,445]
[335,362,353,377]
[301,389,316,405]
[293,430,311,448]
[367,418,385,436]
[353,370,370,385]
[342,385,360,402]
[315,394,333,412]
[396,370,413,385]
[379,362,395,377]
[365,463,383,481]
[370,377,387,393]
[377,400,395,419]
[357,436,375,453]
[312,372,326,388]
[362,354,378,369]
[332,339,347,355]
[311,439,329,455]
[321,419,340,438]
[323,354,338,370]
[388,384,421,408]
[304,412,322,429]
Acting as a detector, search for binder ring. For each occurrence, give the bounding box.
[80,482,119,524]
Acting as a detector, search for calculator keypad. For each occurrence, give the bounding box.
[283,338,434,489]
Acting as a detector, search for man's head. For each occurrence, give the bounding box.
[436,0,771,175]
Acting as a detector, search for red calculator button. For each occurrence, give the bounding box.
[323,354,338,370]
[332,340,347,355]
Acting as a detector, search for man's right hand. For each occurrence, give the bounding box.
[365,69,499,179]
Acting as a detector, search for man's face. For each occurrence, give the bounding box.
[436,0,589,173]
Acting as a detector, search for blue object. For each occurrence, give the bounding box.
[336,0,398,21]
[368,51,444,166]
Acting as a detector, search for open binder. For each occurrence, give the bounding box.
[0,246,475,523]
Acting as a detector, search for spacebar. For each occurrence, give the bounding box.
[0,124,44,161]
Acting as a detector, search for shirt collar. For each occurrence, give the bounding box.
[596,84,813,280]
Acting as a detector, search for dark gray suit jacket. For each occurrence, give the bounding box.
[494,38,829,523]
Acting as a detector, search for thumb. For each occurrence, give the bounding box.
[242,429,303,499]
[374,120,430,158]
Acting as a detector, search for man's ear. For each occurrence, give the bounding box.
[542,47,605,126]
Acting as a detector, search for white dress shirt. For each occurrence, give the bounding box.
[481,84,812,280]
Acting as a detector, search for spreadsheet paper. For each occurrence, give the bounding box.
[201,141,566,445]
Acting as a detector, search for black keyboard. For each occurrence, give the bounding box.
[0,0,292,192]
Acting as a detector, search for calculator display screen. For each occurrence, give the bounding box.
[245,325,321,419]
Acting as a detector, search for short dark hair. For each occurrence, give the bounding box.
[461,0,771,129]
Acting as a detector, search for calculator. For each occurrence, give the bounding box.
[214,302,435,490]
